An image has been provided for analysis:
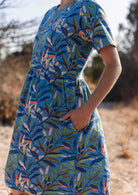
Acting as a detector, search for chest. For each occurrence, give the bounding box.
[33,8,91,55]
[40,10,81,40]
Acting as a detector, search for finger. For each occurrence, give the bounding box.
[59,111,71,121]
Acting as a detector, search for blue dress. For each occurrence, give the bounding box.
[5,0,116,194]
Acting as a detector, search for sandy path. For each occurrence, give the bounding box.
[0,102,138,195]
[98,103,138,195]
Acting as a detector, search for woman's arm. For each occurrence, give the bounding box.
[82,45,122,115]
[59,45,122,131]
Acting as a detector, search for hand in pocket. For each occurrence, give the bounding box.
[59,106,91,132]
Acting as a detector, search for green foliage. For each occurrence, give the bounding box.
[118,0,138,52]
[104,51,138,102]
[106,0,138,102]
[127,0,138,52]
[84,54,104,84]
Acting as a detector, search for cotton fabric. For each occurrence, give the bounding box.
[5,0,115,194]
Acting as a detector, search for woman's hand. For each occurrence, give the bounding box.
[59,105,92,132]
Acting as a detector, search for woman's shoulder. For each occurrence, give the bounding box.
[44,7,54,16]
[67,0,101,18]
[81,0,100,7]
[66,0,99,15]
[73,0,99,9]
[43,4,58,19]
[80,0,105,18]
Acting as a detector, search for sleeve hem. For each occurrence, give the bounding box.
[96,42,116,53]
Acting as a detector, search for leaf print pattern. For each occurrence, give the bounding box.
[5,0,115,194]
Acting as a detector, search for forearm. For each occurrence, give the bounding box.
[82,62,122,115]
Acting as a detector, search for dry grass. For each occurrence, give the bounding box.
[117,98,138,159]
[98,98,138,194]
[117,150,133,159]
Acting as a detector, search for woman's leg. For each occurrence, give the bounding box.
[11,189,31,195]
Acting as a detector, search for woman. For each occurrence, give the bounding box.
[5,0,122,194]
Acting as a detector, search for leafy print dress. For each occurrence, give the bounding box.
[5,0,116,194]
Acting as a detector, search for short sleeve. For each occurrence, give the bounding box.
[81,0,116,53]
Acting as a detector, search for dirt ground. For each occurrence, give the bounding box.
[0,101,138,195]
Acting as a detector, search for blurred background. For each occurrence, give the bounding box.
[0,0,138,194]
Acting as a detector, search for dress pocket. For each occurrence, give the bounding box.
[63,117,78,133]
[67,116,91,133]
[69,117,77,130]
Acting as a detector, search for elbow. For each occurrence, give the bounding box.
[106,61,122,79]
[112,62,122,81]
[117,62,122,76]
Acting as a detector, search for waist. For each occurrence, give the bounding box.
[29,63,85,86]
